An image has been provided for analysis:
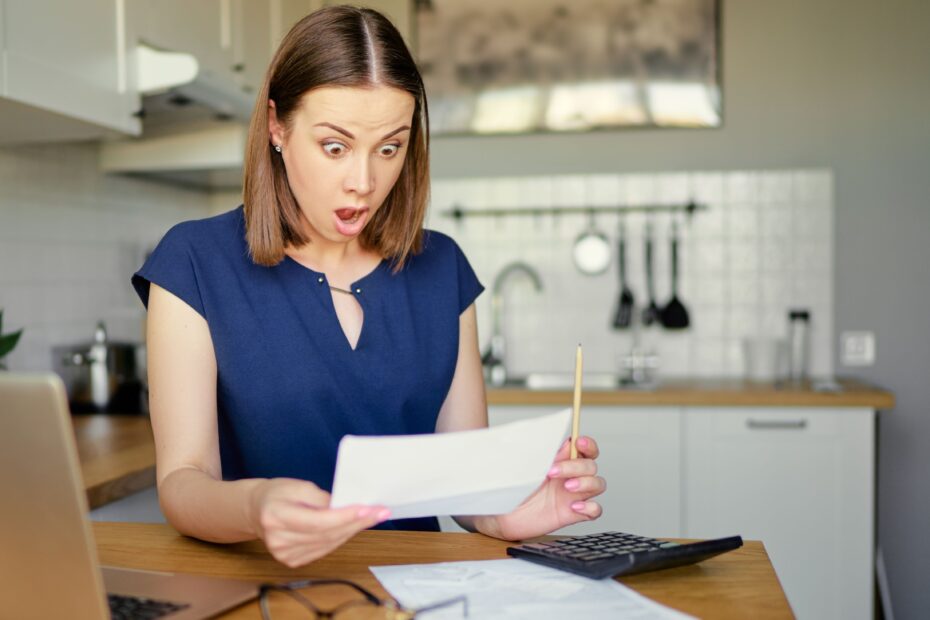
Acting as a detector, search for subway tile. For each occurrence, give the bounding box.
[728,240,761,275]
[726,203,760,239]
[757,172,793,204]
[656,173,690,204]
[723,172,757,204]
[585,174,622,207]
[759,205,793,239]
[622,174,657,207]
[690,172,724,204]
[551,175,587,208]
[486,177,522,208]
[729,274,760,306]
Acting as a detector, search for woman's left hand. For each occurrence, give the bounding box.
[487,435,605,541]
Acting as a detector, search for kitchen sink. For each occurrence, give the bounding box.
[502,372,659,391]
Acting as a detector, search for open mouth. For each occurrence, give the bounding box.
[335,208,365,224]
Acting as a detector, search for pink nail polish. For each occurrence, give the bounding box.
[548,466,560,477]
[376,508,391,521]
[565,479,580,491]
[578,437,588,448]
[571,501,586,511]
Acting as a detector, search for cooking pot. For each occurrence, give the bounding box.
[52,321,146,413]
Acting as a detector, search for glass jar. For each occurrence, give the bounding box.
[787,309,811,383]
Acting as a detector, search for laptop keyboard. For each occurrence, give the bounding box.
[108,593,190,619]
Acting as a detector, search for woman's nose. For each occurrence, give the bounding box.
[344,155,373,196]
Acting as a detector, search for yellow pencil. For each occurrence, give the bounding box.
[571,343,583,459]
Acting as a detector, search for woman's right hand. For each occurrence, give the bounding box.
[248,478,389,567]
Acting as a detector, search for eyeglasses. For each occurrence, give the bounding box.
[258,578,468,619]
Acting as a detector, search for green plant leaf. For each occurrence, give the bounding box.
[0,329,23,358]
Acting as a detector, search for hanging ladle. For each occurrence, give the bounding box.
[641,220,661,326]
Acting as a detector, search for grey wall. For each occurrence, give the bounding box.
[429,1,930,617]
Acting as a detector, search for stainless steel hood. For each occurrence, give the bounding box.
[99,44,254,191]
[100,120,246,191]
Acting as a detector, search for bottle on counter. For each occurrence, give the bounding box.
[787,309,811,383]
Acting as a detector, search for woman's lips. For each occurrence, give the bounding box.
[333,207,369,236]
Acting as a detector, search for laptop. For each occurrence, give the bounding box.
[0,373,258,620]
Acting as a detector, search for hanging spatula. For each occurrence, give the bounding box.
[612,221,634,329]
[660,220,690,329]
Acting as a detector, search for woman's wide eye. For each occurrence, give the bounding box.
[379,144,399,157]
[322,142,346,156]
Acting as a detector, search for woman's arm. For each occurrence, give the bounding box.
[147,282,259,542]
[436,304,605,539]
[147,284,386,564]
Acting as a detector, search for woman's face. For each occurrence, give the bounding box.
[269,85,415,246]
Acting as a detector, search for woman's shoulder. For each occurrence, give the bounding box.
[418,228,463,258]
[162,205,244,247]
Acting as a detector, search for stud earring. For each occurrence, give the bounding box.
[273,144,282,153]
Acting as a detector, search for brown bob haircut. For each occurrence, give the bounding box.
[243,5,430,269]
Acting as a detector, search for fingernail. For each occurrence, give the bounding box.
[564,479,580,491]
[376,509,391,521]
[578,437,588,448]
[357,507,372,518]
[548,465,560,477]
[571,501,586,511]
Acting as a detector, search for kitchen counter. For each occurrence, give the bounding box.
[72,414,156,509]
[487,377,895,408]
[70,378,892,508]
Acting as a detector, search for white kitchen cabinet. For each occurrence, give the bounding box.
[231,0,272,98]
[135,0,233,83]
[682,407,875,620]
[487,405,682,537]
[0,0,141,143]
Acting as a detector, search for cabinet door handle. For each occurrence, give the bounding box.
[746,419,808,430]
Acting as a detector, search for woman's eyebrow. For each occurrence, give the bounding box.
[314,122,410,141]
[380,125,411,140]
[314,122,354,139]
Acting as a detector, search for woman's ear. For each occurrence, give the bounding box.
[268,99,284,147]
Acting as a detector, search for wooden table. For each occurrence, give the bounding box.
[93,522,793,619]
[73,415,156,508]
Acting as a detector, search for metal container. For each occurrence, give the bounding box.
[52,321,146,414]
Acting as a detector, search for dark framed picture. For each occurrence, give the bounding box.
[415,0,721,135]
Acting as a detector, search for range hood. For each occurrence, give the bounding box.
[99,44,254,190]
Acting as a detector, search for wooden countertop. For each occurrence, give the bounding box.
[93,522,793,619]
[72,414,156,509]
[72,378,893,508]
[488,377,895,408]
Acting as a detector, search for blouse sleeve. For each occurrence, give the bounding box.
[131,223,206,319]
[450,238,484,314]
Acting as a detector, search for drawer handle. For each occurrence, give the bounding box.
[746,419,808,430]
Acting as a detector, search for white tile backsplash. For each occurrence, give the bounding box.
[0,143,211,371]
[432,169,835,379]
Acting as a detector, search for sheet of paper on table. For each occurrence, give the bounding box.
[371,559,696,620]
[330,408,571,520]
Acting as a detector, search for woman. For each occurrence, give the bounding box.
[133,6,604,569]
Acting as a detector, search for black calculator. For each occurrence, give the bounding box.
[507,531,743,580]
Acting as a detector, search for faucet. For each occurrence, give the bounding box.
[482,261,543,386]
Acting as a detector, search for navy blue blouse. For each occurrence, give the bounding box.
[132,206,483,531]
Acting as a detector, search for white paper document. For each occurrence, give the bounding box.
[371,559,696,620]
[330,409,571,520]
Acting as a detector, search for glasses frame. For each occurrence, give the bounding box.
[258,578,468,620]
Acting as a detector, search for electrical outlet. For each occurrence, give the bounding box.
[841,331,876,366]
